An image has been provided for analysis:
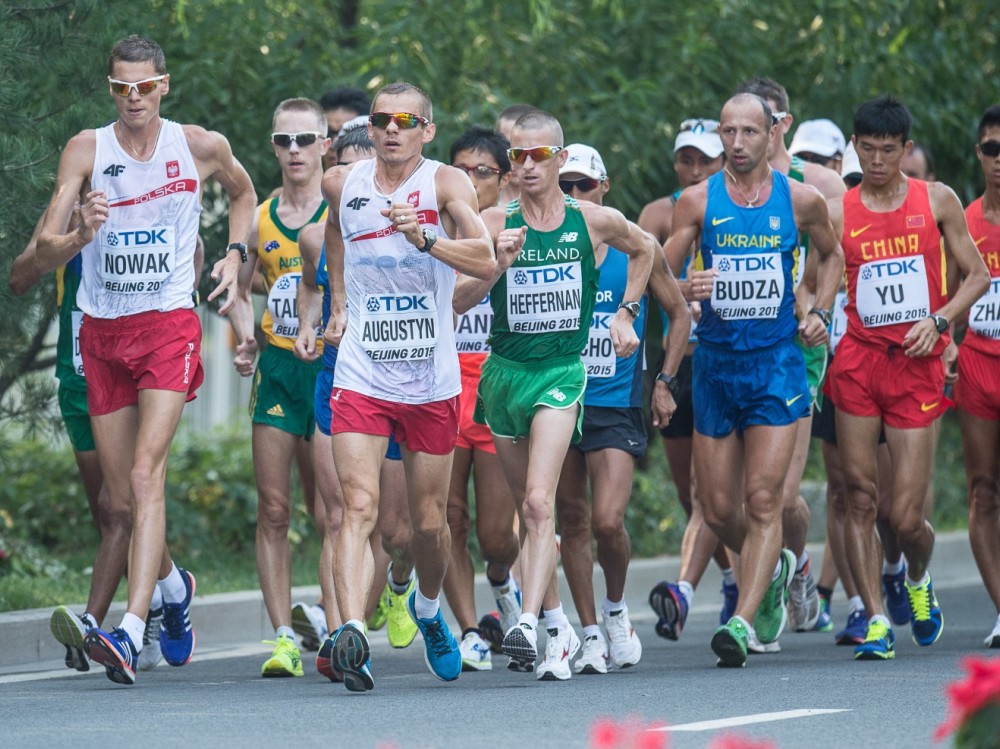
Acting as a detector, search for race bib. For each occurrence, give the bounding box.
[969,276,1000,339]
[455,295,492,354]
[856,256,929,327]
[506,262,582,334]
[360,293,438,361]
[581,311,616,378]
[100,226,175,294]
[710,253,784,320]
[72,310,85,377]
[267,272,301,339]
[829,291,849,354]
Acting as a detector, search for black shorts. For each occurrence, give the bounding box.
[575,405,647,457]
[657,353,694,439]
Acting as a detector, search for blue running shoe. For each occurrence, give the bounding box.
[906,575,943,646]
[854,618,895,660]
[813,595,834,633]
[883,567,911,625]
[720,581,739,625]
[160,568,196,666]
[835,609,868,645]
[407,592,461,681]
[85,627,138,685]
[649,581,688,641]
[332,624,374,692]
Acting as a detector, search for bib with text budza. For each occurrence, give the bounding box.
[710,252,784,320]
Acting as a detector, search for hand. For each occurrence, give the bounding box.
[798,313,829,348]
[650,381,677,428]
[942,340,958,384]
[76,190,109,245]
[610,309,639,358]
[208,252,241,315]
[293,327,319,362]
[324,306,347,348]
[233,336,258,377]
[688,269,717,302]
[381,202,423,247]
[496,226,527,272]
[902,317,940,358]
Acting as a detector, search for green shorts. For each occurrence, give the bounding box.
[474,353,585,444]
[250,345,322,437]
[797,338,829,410]
[58,382,94,452]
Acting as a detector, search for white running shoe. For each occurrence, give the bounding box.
[536,626,581,681]
[747,628,781,654]
[985,617,1000,648]
[138,607,163,671]
[459,631,493,671]
[789,565,821,632]
[492,577,522,635]
[573,635,609,675]
[603,605,642,669]
[291,602,328,652]
[502,622,538,672]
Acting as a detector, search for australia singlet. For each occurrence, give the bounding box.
[80,119,201,318]
[696,170,799,350]
[489,195,598,362]
[841,179,948,354]
[964,198,1000,353]
[56,254,86,388]
[335,158,459,404]
[257,197,328,351]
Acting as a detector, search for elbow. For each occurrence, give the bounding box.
[9,277,28,297]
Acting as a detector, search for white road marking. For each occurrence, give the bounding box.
[652,709,850,732]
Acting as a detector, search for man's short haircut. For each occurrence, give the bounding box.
[977,105,1000,141]
[734,77,789,114]
[371,81,433,121]
[334,119,374,159]
[725,93,773,131]
[853,95,912,144]
[108,35,166,76]
[449,126,511,174]
[511,110,564,146]
[496,104,538,129]
[272,98,326,132]
[319,86,371,116]
[910,141,935,175]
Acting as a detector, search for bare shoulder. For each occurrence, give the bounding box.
[802,161,846,198]
[321,163,357,206]
[62,129,98,170]
[299,222,324,261]
[637,195,675,242]
[926,179,963,217]
[789,179,827,212]
[181,124,230,161]
[481,204,507,237]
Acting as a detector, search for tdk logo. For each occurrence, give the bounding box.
[368,295,431,312]
[718,256,776,272]
[591,313,611,330]
[868,259,919,278]
[106,229,169,247]
[522,266,575,283]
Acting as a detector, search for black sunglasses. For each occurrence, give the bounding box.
[979,140,1000,158]
[559,177,601,194]
[271,131,323,148]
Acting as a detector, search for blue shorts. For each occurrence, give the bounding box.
[314,361,401,460]
[693,339,809,438]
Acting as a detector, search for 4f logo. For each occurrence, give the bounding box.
[347,196,370,210]
[558,232,578,242]
[103,164,126,177]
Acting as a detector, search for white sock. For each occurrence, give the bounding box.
[772,557,784,581]
[721,568,736,587]
[518,612,539,631]
[883,557,904,575]
[582,624,603,641]
[678,581,695,608]
[542,604,569,632]
[905,570,929,588]
[602,597,625,615]
[387,563,413,594]
[120,612,146,652]
[848,596,865,615]
[870,613,891,628]
[346,618,365,633]
[797,550,809,573]
[158,564,187,604]
[414,588,439,620]
[276,625,295,641]
[732,614,752,633]
[149,584,163,612]
[81,612,98,630]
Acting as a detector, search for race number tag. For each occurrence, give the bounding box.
[506,262,582,334]
[72,310,85,377]
[100,226,175,293]
[361,293,438,361]
[710,253,784,320]
[455,295,492,354]
[267,272,301,339]
[856,256,929,327]
[581,311,615,378]
[969,277,1000,339]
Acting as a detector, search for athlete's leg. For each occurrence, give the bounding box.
[875,444,903,567]
[472,448,519,584]
[959,410,1000,612]
[400,448,455,601]
[313,429,343,630]
[586,448,635,605]
[296,437,324,534]
[443,446,479,631]
[555,447,595,627]
[821,440,857,599]
[780,417,812,558]
[882,425,936,582]
[379,456,414,586]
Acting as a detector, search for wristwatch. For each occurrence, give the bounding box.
[929,313,949,334]
[808,307,832,327]
[655,372,681,397]
[227,242,248,263]
[418,228,437,253]
[618,300,641,319]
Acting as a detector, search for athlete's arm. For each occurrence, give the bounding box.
[421,166,496,280]
[647,243,689,428]
[663,186,710,302]
[792,184,845,348]
[637,196,674,246]
[453,206,521,314]
[294,222,324,362]
[226,209,261,377]
[9,211,52,296]
[322,165,352,349]
[803,161,847,199]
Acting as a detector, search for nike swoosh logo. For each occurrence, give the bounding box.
[920,401,939,412]
[849,224,873,238]
[627,440,639,446]
[786,394,804,407]
[712,216,735,226]
[975,236,987,247]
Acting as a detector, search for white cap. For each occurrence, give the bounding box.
[789,119,846,158]
[673,119,723,158]
[560,143,607,179]
[338,114,369,136]
[841,140,862,178]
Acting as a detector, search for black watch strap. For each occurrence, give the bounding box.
[227,242,248,263]
[809,307,832,327]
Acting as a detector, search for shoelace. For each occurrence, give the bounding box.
[422,619,453,657]
[161,604,188,639]
[865,620,890,642]
[907,584,931,620]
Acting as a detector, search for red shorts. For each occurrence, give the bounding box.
[824,334,945,429]
[456,359,495,453]
[954,345,1000,420]
[81,308,204,417]
[330,389,459,455]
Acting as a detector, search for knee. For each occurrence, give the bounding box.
[745,487,781,525]
[257,493,291,532]
[700,493,733,532]
[96,491,133,535]
[889,503,926,540]
[410,505,447,541]
[446,500,471,542]
[129,464,164,507]
[556,498,591,539]
[522,489,554,530]
[591,509,624,544]
[969,477,1000,518]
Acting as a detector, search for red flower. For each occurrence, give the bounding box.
[707,733,778,749]
[589,717,668,749]
[935,656,1000,741]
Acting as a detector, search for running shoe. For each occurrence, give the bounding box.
[85,626,138,685]
[985,618,1000,649]
[883,566,911,625]
[406,592,461,681]
[261,633,304,677]
[603,605,642,668]
[316,635,343,682]
[138,606,163,671]
[720,581,739,625]
[835,609,869,645]
[478,611,504,654]
[160,567,196,666]
[747,628,781,654]
[49,606,90,672]
[649,580,688,641]
[711,617,750,668]
[854,618,895,660]
[491,576,523,635]
[291,602,327,651]
[367,585,390,631]
[813,595,833,633]
[386,575,418,649]
[906,575,944,646]
[332,623,374,692]
[789,560,821,632]
[502,622,537,672]
[574,635,609,675]
[459,631,492,672]
[754,549,795,644]
[536,626,581,681]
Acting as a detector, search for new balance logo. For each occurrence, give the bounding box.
[558,232,578,242]
[103,164,126,177]
[346,197,370,210]
[267,404,285,417]
[546,387,567,403]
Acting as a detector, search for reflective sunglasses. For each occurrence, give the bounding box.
[979,140,1000,158]
[678,118,720,134]
[455,164,503,179]
[271,132,324,148]
[369,112,429,129]
[107,75,166,97]
[771,111,789,124]
[559,177,602,193]
[507,146,563,164]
